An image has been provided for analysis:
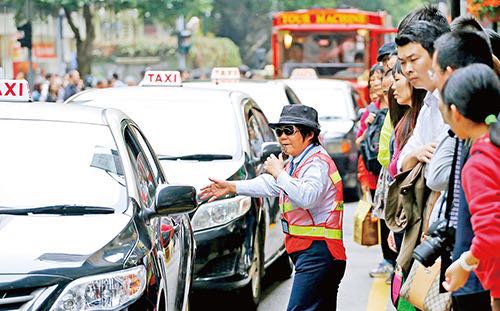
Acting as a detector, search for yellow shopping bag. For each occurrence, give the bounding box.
[353,192,380,246]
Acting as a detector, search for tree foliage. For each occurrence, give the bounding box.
[8,0,211,75]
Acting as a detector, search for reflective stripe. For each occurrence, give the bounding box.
[281,202,293,213]
[288,225,343,240]
[330,171,342,184]
[335,202,344,211]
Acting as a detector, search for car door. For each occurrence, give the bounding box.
[246,107,285,263]
[124,124,184,311]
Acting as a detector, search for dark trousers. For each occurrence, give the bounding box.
[452,291,492,311]
[380,219,398,266]
[287,241,346,311]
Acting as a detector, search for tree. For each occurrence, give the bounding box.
[9,0,211,76]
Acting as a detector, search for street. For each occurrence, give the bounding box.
[191,202,393,311]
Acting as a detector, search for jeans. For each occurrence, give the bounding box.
[287,240,346,311]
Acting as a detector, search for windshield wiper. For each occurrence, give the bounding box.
[158,154,233,161]
[0,205,115,215]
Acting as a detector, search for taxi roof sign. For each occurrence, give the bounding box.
[140,71,182,87]
[0,80,31,101]
[290,68,319,79]
[211,67,240,83]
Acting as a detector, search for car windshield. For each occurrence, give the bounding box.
[0,120,127,210]
[89,98,241,158]
[290,87,355,120]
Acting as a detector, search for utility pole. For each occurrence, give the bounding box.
[26,0,33,87]
[176,15,186,71]
[56,8,66,77]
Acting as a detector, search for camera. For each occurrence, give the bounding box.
[413,219,455,268]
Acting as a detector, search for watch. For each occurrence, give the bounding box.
[458,252,478,272]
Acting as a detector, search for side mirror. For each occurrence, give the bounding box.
[155,184,197,215]
[260,142,282,161]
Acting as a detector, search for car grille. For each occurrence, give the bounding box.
[198,253,237,278]
[0,287,46,311]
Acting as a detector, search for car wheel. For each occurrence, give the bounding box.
[273,250,294,280]
[239,230,263,309]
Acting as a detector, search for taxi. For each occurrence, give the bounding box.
[65,71,292,308]
[0,80,197,311]
[281,70,361,200]
[184,67,302,123]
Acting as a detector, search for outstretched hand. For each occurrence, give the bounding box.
[199,178,236,203]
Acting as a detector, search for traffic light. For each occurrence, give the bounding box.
[178,30,192,55]
[17,22,32,49]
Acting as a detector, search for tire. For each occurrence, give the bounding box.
[239,229,263,310]
[273,250,294,280]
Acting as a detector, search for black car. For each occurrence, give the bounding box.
[65,81,293,309]
[0,102,197,310]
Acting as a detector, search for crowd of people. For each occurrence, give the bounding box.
[18,71,135,103]
[357,5,499,311]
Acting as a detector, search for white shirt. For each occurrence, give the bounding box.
[235,145,337,223]
[397,89,450,174]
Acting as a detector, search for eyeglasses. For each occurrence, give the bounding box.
[274,125,297,137]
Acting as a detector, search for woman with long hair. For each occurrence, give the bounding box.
[388,60,427,177]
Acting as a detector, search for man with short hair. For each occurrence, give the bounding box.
[395,20,450,173]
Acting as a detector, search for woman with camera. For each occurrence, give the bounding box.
[438,64,500,310]
[199,105,347,311]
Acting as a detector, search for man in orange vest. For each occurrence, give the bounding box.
[200,105,346,310]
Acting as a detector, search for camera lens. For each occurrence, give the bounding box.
[413,237,443,268]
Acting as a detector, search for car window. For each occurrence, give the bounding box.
[88,98,241,158]
[251,108,276,142]
[247,114,265,159]
[284,86,302,105]
[124,126,157,208]
[290,86,355,120]
[129,125,164,184]
[0,120,127,210]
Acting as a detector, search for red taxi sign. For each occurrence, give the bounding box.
[290,68,319,79]
[140,71,182,87]
[0,80,31,101]
[211,67,240,83]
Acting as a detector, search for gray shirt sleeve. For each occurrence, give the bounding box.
[426,132,455,191]
[234,174,281,198]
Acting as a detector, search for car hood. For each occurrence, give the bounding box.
[320,119,354,138]
[160,158,247,190]
[0,213,132,280]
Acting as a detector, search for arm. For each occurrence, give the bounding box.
[377,115,393,169]
[425,133,455,191]
[235,174,281,198]
[463,158,500,261]
[276,158,330,209]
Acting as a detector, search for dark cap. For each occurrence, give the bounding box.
[268,105,320,132]
[377,42,397,62]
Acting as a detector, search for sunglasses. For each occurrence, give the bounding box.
[274,125,297,137]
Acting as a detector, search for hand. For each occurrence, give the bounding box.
[365,113,376,126]
[199,178,236,203]
[442,260,470,292]
[414,143,437,164]
[264,153,285,179]
[361,184,370,194]
[388,231,398,253]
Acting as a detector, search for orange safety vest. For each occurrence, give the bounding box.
[279,150,346,260]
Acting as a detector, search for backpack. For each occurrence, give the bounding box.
[360,107,388,175]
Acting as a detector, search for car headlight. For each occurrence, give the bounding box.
[324,138,352,154]
[192,196,251,231]
[50,265,146,311]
